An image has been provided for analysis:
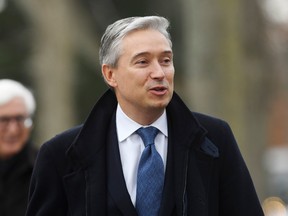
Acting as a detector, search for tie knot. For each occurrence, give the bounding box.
[136,126,159,147]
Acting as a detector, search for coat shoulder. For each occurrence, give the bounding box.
[37,125,83,168]
[192,112,232,138]
[41,125,83,151]
[193,112,228,128]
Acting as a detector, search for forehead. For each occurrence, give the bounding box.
[121,29,172,53]
[0,97,28,116]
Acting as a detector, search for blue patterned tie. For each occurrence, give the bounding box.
[136,126,164,216]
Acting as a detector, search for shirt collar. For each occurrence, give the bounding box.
[116,104,168,142]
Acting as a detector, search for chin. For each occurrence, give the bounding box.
[152,101,170,109]
[4,144,23,154]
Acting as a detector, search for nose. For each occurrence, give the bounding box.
[150,61,165,79]
[6,120,21,133]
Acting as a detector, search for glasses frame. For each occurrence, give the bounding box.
[0,115,33,130]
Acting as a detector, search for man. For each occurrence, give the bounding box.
[0,79,37,216]
[26,16,264,215]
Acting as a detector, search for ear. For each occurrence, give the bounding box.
[102,64,117,87]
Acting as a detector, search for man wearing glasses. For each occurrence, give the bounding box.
[0,79,37,216]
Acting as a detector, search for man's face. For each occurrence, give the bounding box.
[104,29,174,123]
[0,97,32,160]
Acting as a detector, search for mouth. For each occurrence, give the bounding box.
[149,86,168,95]
[152,86,167,91]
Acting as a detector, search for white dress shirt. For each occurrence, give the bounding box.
[116,104,168,206]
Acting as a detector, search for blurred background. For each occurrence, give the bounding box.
[1,0,288,214]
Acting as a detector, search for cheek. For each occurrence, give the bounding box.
[117,71,144,88]
[166,70,175,83]
[21,128,31,139]
[15,128,31,146]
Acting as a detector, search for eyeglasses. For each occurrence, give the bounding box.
[0,115,33,130]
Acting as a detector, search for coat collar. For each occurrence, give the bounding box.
[67,89,118,167]
[67,89,207,167]
[167,91,206,147]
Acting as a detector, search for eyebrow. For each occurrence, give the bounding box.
[130,50,173,62]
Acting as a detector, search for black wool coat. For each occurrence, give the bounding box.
[26,90,264,216]
[0,143,37,216]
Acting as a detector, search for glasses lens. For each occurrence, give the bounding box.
[0,115,32,129]
[24,118,33,128]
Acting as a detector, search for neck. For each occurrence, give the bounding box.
[119,105,164,125]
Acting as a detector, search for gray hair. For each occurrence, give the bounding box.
[99,16,172,68]
[0,79,36,116]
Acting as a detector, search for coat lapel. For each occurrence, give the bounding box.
[63,157,107,216]
[63,169,86,216]
[106,113,138,216]
[159,129,176,216]
[167,92,216,216]
[169,122,208,216]
[64,90,118,216]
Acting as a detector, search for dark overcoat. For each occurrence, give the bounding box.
[26,90,264,216]
[0,143,37,216]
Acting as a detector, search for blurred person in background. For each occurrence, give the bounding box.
[0,79,37,216]
[26,16,264,216]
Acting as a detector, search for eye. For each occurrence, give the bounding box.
[135,59,148,65]
[164,58,171,63]
[161,57,172,65]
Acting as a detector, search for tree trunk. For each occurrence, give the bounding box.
[15,0,78,145]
